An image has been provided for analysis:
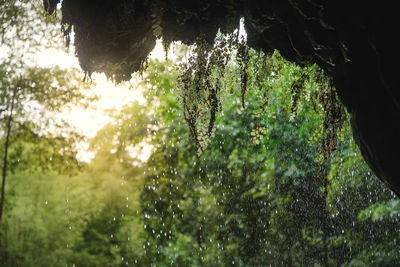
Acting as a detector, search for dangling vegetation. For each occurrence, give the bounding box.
[175,33,243,153]
[175,30,346,189]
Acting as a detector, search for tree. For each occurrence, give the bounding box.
[0,0,96,225]
[0,63,93,224]
[0,99,151,266]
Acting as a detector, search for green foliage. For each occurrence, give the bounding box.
[175,31,346,168]
[0,62,95,197]
[0,100,151,265]
[1,171,75,266]
[0,1,98,264]
[0,0,95,175]
[136,53,399,266]
[1,3,399,264]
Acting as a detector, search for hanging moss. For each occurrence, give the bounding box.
[175,33,243,153]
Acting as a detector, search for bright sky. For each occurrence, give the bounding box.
[32,40,169,162]
[35,51,136,134]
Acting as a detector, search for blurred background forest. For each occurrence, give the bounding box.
[1,1,400,266]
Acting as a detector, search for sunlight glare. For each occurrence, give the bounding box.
[32,41,170,163]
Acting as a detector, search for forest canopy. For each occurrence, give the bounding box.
[0,1,400,266]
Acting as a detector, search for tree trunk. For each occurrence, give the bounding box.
[0,91,16,224]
